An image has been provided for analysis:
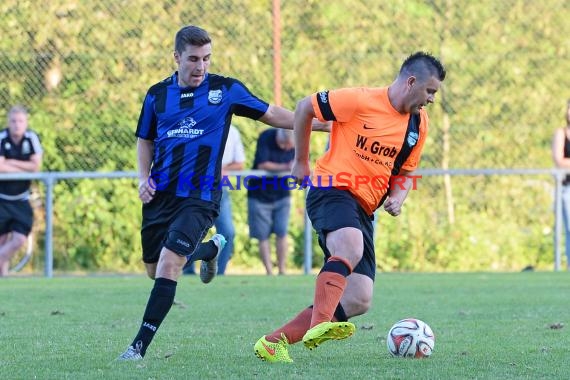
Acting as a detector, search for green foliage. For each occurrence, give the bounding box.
[1,0,569,272]
[52,179,142,272]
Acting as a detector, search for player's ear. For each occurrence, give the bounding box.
[173,51,180,64]
[406,76,417,89]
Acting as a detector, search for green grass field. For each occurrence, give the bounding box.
[1,272,569,379]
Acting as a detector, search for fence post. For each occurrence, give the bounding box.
[44,175,55,278]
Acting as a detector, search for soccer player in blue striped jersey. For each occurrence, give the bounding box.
[118,25,328,361]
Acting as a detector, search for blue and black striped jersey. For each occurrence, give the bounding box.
[135,72,269,203]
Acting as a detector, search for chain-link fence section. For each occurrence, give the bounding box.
[1,0,569,273]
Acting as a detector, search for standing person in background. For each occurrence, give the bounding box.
[0,105,43,276]
[551,99,570,271]
[183,124,245,275]
[254,51,445,362]
[247,128,295,275]
[118,25,328,361]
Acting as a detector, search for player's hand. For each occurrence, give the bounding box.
[138,177,156,204]
[383,197,403,217]
[291,160,311,187]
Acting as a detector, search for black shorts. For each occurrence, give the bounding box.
[306,187,376,281]
[141,192,218,264]
[0,199,33,235]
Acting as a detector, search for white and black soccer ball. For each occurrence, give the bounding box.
[387,318,435,358]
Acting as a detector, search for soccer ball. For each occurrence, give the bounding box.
[386,318,435,358]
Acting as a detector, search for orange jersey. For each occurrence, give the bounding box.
[310,87,429,215]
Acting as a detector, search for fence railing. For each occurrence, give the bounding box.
[0,168,567,277]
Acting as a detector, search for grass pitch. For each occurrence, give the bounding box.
[1,272,568,379]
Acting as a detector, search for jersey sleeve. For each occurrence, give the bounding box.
[135,92,157,140]
[402,110,429,171]
[311,88,360,123]
[29,131,43,154]
[228,79,269,120]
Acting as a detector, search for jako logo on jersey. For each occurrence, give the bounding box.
[180,92,193,99]
[407,132,419,147]
[318,91,328,103]
[176,238,190,248]
[208,89,222,104]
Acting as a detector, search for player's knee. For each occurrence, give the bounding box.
[358,298,372,314]
[12,234,28,250]
[351,300,372,317]
[344,293,373,317]
[156,249,186,278]
[326,230,364,265]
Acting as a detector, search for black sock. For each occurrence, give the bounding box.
[187,241,216,262]
[130,277,177,356]
[333,303,349,322]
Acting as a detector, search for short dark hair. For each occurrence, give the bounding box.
[174,25,212,53]
[400,51,446,82]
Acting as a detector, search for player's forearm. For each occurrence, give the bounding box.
[388,172,417,203]
[137,138,154,182]
[259,105,295,129]
[293,97,314,163]
[388,183,412,204]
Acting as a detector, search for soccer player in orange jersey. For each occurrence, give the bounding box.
[254,52,446,362]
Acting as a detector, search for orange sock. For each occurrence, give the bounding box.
[266,307,313,344]
[310,271,347,328]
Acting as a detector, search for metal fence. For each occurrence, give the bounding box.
[1,168,567,277]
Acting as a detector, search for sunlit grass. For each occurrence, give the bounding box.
[0,272,568,379]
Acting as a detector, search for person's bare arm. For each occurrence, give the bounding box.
[291,96,316,182]
[0,153,42,173]
[258,104,330,132]
[137,138,155,203]
[552,128,570,168]
[257,161,291,172]
[383,169,418,217]
[223,161,244,171]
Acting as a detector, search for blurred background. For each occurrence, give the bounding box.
[1,0,569,274]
